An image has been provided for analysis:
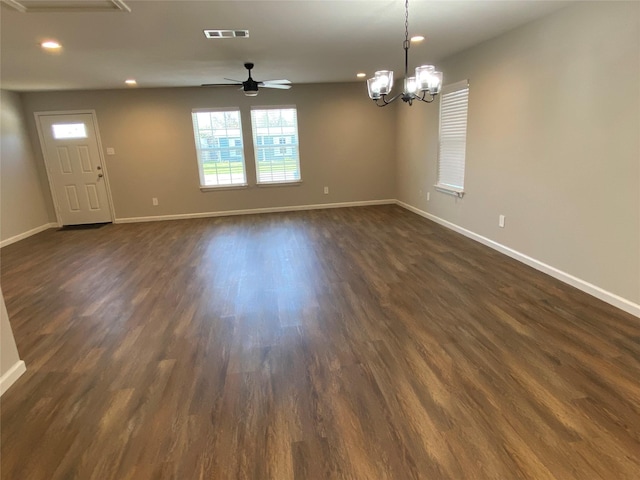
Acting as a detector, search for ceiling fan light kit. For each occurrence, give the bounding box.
[367,0,443,106]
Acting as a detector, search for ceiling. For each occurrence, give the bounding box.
[1,0,574,92]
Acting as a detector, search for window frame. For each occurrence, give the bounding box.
[250,106,302,186]
[435,80,469,198]
[191,107,248,190]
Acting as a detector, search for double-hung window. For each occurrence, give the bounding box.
[436,80,469,196]
[250,107,301,184]
[192,108,246,188]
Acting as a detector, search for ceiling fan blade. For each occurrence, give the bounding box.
[224,78,244,83]
[260,84,292,90]
[259,79,291,84]
[202,83,242,87]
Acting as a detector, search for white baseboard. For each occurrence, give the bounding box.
[114,199,396,224]
[0,360,26,396]
[0,223,57,248]
[397,201,640,319]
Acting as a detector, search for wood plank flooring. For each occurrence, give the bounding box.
[1,205,639,479]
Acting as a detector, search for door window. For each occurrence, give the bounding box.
[51,123,87,139]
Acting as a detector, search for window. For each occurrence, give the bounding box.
[52,123,87,139]
[250,107,301,184]
[436,80,469,196]
[192,109,246,188]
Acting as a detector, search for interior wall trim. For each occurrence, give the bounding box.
[0,360,26,397]
[0,223,58,248]
[114,199,397,224]
[397,200,640,319]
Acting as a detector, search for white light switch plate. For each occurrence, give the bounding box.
[106,147,115,155]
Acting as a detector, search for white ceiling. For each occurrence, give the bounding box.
[1,0,574,92]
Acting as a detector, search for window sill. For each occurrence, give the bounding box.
[256,181,302,188]
[200,183,248,192]
[435,184,465,198]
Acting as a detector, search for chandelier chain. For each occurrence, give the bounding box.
[404,0,409,44]
[403,0,410,82]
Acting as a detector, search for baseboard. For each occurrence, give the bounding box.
[114,199,397,224]
[0,222,57,248]
[0,360,26,396]
[396,201,640,319]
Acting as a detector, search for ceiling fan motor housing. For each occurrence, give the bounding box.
[243,78,259,96]
[243,62,259,95]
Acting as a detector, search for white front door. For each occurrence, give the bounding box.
[37,113,113,225]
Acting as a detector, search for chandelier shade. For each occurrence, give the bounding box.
[367,0,443,106]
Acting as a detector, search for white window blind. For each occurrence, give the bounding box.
[250,107,301,184]
[191,109,246,188]
[437,80,469,195]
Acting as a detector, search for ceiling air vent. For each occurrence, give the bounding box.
[1,0,130,12]
[203,30,250,39]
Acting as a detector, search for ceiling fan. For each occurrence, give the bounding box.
[202,62,291,97]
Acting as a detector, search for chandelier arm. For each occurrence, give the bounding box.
[374,92,404,107]
[413,91,437,104]
[417,95,437,104]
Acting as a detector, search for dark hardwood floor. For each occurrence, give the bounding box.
[1,205,639,479]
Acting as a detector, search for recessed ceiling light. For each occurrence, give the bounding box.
[356,73,366,78]
[410,35,425,43]
[125,79,137,85]
[41,40,61,50]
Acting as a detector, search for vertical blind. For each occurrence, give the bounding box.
[250,107,301,184]
[437,80,469,193]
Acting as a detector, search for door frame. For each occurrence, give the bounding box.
[34,110,116,226]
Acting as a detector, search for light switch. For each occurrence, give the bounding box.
[106,147,115,155]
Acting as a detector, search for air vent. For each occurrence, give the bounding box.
[1,0,130,13]
[203,30,250,39]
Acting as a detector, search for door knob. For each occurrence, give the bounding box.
[98,173,103,178]
[97,166,102,170]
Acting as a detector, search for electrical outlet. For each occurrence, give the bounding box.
[106,147,115,155]
[324,186,329,194]
[152,197,158,206]
[426,192,431,201]
[499,214,505,228]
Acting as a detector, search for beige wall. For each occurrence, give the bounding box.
[20,82,396,220]
[397,1,640,304]
[0,90,55,242]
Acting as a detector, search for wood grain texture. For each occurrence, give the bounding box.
[1,205,639,479]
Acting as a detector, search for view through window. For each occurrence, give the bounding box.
[250,107,301,184]
[191,109,246,187]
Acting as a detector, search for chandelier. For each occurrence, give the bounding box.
[367,0,443,106]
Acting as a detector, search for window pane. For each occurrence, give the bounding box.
[250,107,301,184]
[52,123,87,139]
[192,110,246,187]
